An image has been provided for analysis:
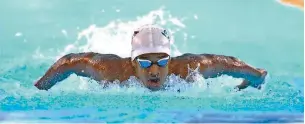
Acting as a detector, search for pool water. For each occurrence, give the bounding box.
[0,0,303,123]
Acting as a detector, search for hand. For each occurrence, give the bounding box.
[252,68,267,88]
[34,80,49,91]
[235,68,267,90]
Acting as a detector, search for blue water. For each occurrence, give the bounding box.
[0,0,304,123]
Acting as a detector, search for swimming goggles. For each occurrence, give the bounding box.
[136,56,170,68]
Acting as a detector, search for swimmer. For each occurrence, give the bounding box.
[34,25,267,91]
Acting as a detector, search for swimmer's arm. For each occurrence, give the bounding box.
[34,52,127,90]
[198,54,267,90]
[171,54,267,90]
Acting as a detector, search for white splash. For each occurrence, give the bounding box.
[32,47,44,59]
[194,14,198,20]
[61,29,68,37]
[183,33,188,41]
[57,8,185,59]
[169,18,186,28]
[15,32,22,37]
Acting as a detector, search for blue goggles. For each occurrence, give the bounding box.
[136,56,170,68]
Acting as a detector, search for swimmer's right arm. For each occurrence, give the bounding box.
[34,52,130,90]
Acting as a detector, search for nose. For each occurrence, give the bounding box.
[149,72,159,78]
[148,65,160,77]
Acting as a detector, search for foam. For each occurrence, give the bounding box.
[54,8,186,60]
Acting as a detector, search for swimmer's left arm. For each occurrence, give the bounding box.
[199,54,267,90]
[171,54,267,90]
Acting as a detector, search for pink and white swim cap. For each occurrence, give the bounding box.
[131,25,171,60]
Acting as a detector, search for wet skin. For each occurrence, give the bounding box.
[34,52,267,91]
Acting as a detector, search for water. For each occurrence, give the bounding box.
[0,0,304,123]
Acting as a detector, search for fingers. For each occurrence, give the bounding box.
[34,81,48,90]
[236,80,250,90]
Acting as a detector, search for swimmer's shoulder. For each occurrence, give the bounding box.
[63,52,127,61]
[171,53,239,64]
[171,53,216,60]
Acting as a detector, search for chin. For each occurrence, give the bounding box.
[145,81,162,91]
[147,86,162,91]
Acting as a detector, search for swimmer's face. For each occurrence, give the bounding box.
[132,53,170,91]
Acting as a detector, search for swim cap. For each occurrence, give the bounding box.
[131,25,171,60]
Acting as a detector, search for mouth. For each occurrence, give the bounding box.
[148,78,160,83]
[147,78,161,87]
